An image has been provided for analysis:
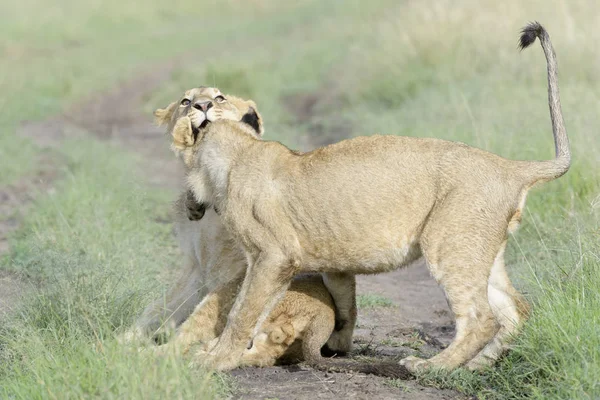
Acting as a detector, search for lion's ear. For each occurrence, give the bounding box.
[171,116,195,149]
[154,101,177,126]
[241,101,264,136]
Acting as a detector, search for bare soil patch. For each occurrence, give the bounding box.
[230,363,460,400]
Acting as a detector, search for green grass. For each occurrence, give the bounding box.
[357,294,395,309]
[428,221,600,399]
[0,139,233,398]
[1,0,599,398]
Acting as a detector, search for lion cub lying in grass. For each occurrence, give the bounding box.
[158,271,406,377]
[168,273,337,368]
[164,23,569,373]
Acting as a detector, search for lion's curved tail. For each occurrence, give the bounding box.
[308,358,412,379]
[519,22,571,185]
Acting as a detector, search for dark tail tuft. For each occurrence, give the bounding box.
[519,21,544,50]
[516,21,571,183]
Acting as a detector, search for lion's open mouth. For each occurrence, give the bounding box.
[199,119,210,129]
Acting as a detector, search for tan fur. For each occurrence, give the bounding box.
[177,274,336,368]
[123,88,356,365]
[163,24,569,373]
[156,273,407,378]
[119,88,264,344]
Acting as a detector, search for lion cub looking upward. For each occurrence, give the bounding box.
[131,87,356,356]
[123,88,266,343]
[164,23,569,373]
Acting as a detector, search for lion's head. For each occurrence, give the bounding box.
[154,86,263,151]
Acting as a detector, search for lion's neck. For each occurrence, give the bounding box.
[186,123,257,209]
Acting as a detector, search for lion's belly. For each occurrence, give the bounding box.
[294,211,426,274]
[283,157,436,274]
[301,233,423,274]
[286,181,432,274]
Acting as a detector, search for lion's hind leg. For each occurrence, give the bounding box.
[401,205,506,372]
[303,313,336,364]
[322,272,356,355]
[465,242,530,370]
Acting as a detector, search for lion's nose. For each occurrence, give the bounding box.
[194,101,213,113]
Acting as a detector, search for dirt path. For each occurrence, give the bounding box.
[230,262,459,400]
[1,63,464,399]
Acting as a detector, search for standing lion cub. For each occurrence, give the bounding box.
[128,88,357,357]
[161,23,569,373]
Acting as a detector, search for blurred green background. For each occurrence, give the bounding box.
[0,1,598,398]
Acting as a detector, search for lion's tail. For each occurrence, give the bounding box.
[308,358,412,379]
[518,22,571,185]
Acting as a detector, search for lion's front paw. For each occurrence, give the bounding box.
[399,356,432,373]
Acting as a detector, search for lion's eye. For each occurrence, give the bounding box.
[214,95,226,103]
[180,99,191,106]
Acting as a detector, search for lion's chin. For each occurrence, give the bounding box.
[191,119,210,137]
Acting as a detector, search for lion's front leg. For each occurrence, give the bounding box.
[194,252,293,371]
[119,256,203,344]
[166,273,244,354]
